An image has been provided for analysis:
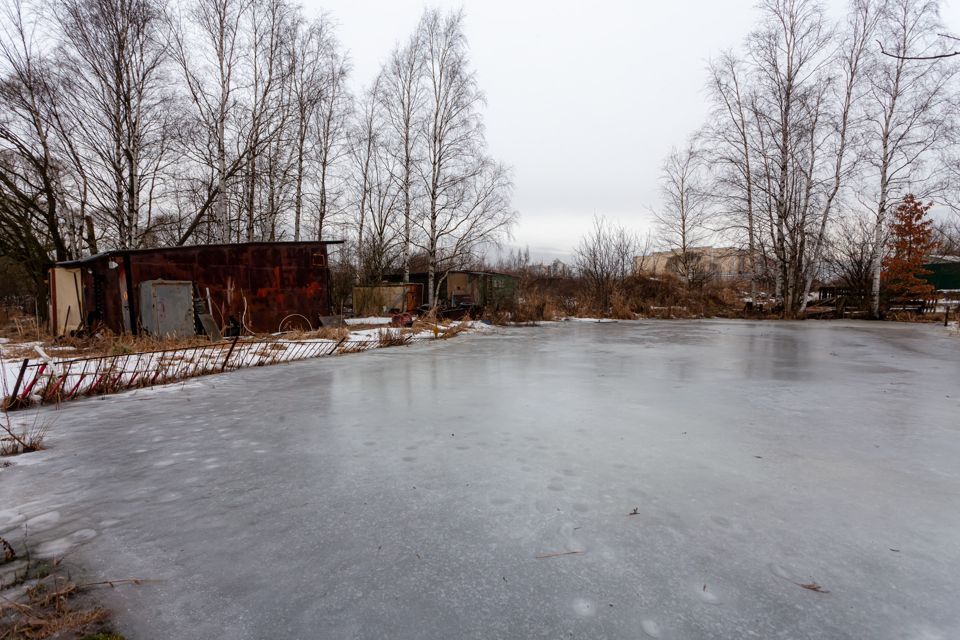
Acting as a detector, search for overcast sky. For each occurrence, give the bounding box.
[304,0,960,262]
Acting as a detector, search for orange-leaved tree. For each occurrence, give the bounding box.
[881,194,936,303]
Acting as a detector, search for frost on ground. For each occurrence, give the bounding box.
[1,320,958,639]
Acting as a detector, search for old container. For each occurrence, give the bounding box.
[50,241,341,335]
[385,271,516,310]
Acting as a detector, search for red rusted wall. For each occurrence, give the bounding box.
[74,255,125,333]
[59,242,336,335]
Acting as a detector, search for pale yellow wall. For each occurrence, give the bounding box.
[447,272,479,302]
[51,267,83,335]
[353,285,410,315]
[635,248,748,279]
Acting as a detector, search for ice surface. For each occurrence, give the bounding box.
[1,320,959,639]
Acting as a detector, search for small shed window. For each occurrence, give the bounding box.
[312,252,327,267]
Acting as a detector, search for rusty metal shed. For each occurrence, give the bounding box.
[49,241,342,336]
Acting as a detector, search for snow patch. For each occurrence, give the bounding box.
[345,316,392,325]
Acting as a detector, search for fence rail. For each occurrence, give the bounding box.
[4,333,431,409]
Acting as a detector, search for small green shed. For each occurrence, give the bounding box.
[922,258,960,291]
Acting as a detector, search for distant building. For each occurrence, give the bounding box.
[549,259,570,277]
[634,247,750,280]
[529,259,570,278]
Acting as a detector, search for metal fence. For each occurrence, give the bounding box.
[4,333,431,409]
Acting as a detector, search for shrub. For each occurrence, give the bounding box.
[0,413,49,456]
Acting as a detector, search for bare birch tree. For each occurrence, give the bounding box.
[706,51,759,300]
[746,0,834,315]
[0,0,74,266]
[310,42,349,240]
[55,0,174,249]
[655,142,713,288]
[238,0,294,242]
[171,0,251,243]
[286,14,334,241]
[380,24,424,283]
[864,0,956,317]
[797,0,879,312]
[350,73,401,282]
[417,8,478,303]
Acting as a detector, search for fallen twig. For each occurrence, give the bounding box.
[774,572,831,594]
[797,581,830,593]
[78,577,157,589]
[535,550,584,559]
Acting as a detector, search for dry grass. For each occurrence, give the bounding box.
[0,331,215,361]
[377,329,410,347]
[609,289,635,320]
[406,307,469,339]
[82,333,213,357]
[885,310,947,323]
[484,309,512,326]
[417,306,440,326]
[410,308,453,336]
[0,309,48,344]
[437,320,470,340]
[283,326,350,341]
[410,320,440,336]
[509,290,561,323]
[0,542,125,640]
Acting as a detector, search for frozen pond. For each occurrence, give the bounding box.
[2,320,959,639]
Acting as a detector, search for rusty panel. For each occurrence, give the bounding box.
[80,255,126,334]
[127,242,333,334]
[57,242,337,335]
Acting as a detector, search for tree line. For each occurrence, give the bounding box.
[647,0,959,317]
[0,0,515,305]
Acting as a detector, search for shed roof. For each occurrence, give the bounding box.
[924,255,960,264]
[55,240,344,268]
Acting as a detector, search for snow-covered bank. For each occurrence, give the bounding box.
[0,320,490,406]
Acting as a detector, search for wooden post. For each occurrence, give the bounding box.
[221,336,239,372]
[9,359,29,402]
